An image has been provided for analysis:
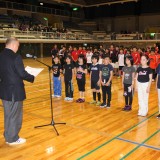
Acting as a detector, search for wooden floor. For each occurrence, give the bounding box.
[0,57,160,160]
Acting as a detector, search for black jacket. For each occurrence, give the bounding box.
[0,48,34,101]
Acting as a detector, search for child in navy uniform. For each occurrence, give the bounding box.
[100,56,113,108]
[90,55,101,106]
[64,56,74,101]
[52,56,62,98]
[122,56,135,111]
[76,55,87,103]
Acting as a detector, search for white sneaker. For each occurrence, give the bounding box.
[68,98,73,101]
[52,95,59,98]
[7,138,26,146]
[56,95,61,98]
[64,97,69,101]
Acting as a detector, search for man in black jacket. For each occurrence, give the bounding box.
[0,37,34,145]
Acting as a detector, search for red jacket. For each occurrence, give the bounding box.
[156,54,160,65]
[149,54,157,69]
[77,50,86,57]
[131,52,140,65]
[71,50,78,62]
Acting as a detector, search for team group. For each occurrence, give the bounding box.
[51,44,160,118]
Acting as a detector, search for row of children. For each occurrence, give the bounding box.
[51,44,160,82]
[52,53,160,118]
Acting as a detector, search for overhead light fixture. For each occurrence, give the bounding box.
[40,2,43,6]
[150,33,155,36]
[43,17,48,21]
[73,7,78,11]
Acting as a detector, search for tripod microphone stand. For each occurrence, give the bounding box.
[28,56,66,136]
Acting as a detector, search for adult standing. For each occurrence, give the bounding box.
[71,47,78,66]
[0,37,35,145]
[51,44,59,64]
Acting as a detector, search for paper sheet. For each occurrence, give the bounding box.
[25,66,44,77]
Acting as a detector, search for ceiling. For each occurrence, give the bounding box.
[45,0,139,7]
[85,0,136,5]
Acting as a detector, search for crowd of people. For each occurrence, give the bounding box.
[51,43,160,119]
[19,23,68,33]
[0,14,68,34]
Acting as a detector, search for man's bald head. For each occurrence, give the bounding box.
[5,37,19,53]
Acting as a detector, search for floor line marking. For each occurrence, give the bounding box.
[77,112,158,160]
[120,129,160,160]
[116,137,160,151]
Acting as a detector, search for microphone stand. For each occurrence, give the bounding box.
[33,57,66,136]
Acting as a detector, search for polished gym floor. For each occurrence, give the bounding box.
[0,57,160,160]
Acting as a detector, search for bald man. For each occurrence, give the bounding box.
[0,37,34,145]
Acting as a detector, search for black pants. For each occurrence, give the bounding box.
[65,80,73,98]
[124,83,133,106]
[77,80,85,92]
[87,63,92,74]
[152,69,157,80]
[60,57,65,70]
[102,84,111,104]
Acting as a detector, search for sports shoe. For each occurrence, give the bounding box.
[125,105,131,111]
[68,98,73,101]
[7,138,26,146]
[52,94,59,98]
[157,114,160,119]
[122,105,128,111]
[90,100,96,104]
[79,99,85,103]
[138,114,147,117]
[96,101,101,106]
[56,95,61,98]
[64,97,69,101]
[106,103,111,108]
[100,103,107,108]
[76,98,81,103]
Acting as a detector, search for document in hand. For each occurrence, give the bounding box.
[25,66,44,77]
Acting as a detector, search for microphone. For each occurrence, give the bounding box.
[26,54,37,59]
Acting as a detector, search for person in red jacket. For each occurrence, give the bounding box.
[131,47,140,70]
[149,48,157,81]
[71,47,78,66]
[77,46,84,56]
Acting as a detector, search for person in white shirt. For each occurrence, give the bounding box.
[98,53,103,65]
[86,49,93,73]
[118,49,125,78]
